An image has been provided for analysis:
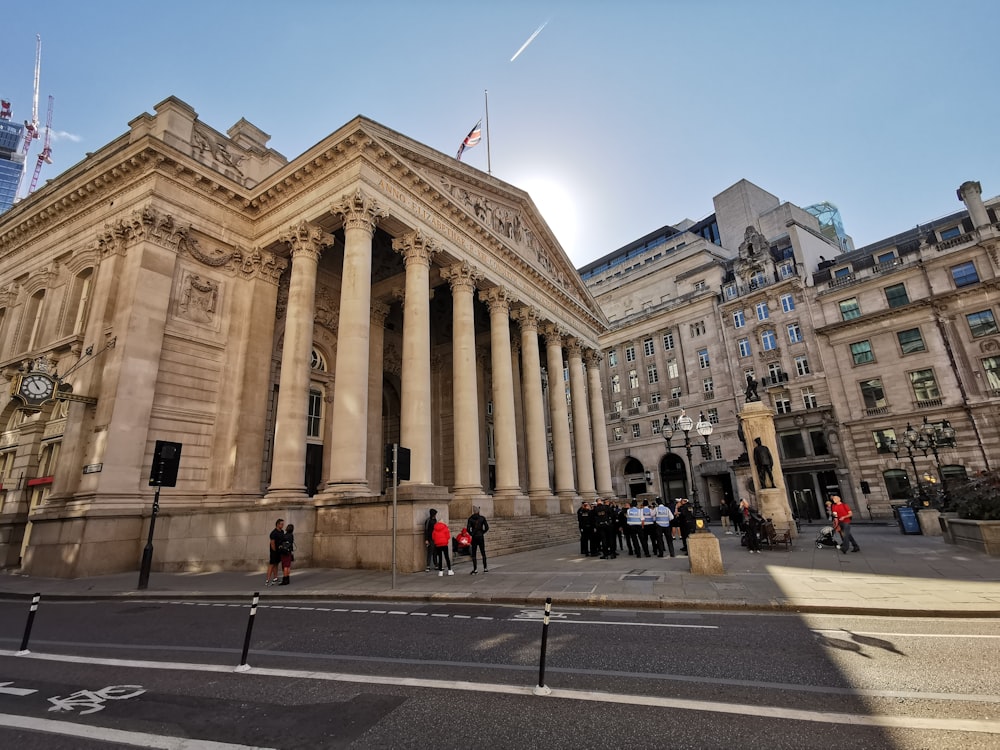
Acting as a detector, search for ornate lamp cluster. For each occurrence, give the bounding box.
[662,410,714,529]
[888,417,956,507]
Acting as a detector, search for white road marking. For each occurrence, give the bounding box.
[0,712,274,749]
[512,617,718,630]
[7,652,999,734]
[812,628,1000,639]
[0,681,37,696]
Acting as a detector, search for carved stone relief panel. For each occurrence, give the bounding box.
[174,268,223,330]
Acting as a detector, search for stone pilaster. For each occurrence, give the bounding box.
[321,190,385,498]
[266,221,331,500]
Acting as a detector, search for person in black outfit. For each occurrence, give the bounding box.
[593,499,616,559]
[424,509,438,572]
[577,502,594,556]
[753,438,775,488]
[676,499,695,554]
[265,518,285,586]
[466,506,490,574]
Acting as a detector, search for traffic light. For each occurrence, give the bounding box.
[149,440,182,487]
[384,444,411,483]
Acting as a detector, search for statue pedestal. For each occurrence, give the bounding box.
[757,488,794,533]
[688,532,725,575]
[739,401,797,538]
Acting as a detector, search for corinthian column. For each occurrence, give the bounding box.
[480,287,527,516]
[366,300,390,492]
[586,349,614,497]
[392,231,438,486]
[441,262,485,506]
[543,323,576,510]
[322,190,386,498]
[266,221,331,500]
[568,338,596,501]
[512,306,556,514]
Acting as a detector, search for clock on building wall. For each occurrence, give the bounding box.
[12,371,57,406]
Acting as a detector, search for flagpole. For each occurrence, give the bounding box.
[484,89,492,176]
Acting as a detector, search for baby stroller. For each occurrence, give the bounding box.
[815,525,840,549]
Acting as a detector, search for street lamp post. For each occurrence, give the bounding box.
[889,418,956,508]
[662,410,713,530]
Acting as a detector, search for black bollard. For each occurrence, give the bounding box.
[533,597,552,695]
[17,593,41,655]
[235,592,260,672]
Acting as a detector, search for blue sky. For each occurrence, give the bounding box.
[4,0,998,266]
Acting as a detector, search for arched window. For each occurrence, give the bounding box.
[882,469,910,501]
[17,290,45,353]
[310,348,327,372]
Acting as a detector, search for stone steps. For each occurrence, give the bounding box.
[449,514,579,558]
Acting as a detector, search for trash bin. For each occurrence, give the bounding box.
[896,505,922,535]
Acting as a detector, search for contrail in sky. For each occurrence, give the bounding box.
[510,21,548,62]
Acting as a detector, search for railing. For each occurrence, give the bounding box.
[937,233,975,251]
[628,407,640,417]
[915,397,943,408]
[703,391,714,401]
[667,398,681,408]
[866,406,889,416]
[646,403,661,413]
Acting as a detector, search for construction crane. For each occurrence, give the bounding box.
[28,95,53,194]
[20,35,41,155]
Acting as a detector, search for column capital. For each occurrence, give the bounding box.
[478,286,517,315]
[392,230,439,268]
[541,322,567,347]
[440,261,482,293]
[371,298,391,326]
[566,337,584,359]
[331,188,387,234]
[511,305,541,332]
[279,221,333,261]
[583,348,603,367]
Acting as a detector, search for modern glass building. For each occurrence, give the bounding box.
[0,119,26,213]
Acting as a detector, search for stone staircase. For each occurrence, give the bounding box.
[449,514,579,558]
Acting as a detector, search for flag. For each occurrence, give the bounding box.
[456,119,482,161]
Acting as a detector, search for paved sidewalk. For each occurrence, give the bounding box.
[3,525,1000,617]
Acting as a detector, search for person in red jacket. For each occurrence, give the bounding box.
[432,520,454,576]
[830,495,860,553]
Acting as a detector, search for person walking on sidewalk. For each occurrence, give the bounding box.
[719,498,733,535]
[432,518,455,576]
[278,523,295,586]
[467,506,490,574]
[265,518,285,586]
[831,495,861,553]
[423,509,438,572]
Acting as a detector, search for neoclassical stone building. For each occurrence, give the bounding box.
[0,97,612,577]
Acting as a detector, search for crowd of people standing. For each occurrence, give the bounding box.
[576,497,701,560]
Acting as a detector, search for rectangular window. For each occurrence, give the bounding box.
[667,359,679,379]
[651,391,661,404]
[651,418,661,434]
[787,323,803,343]
[698,348,710,368]
[670,386,682,399]
[691,321,706,336]
[631,396,641,409]
[983,356,1000,390]
[873,428,897,454]
[707,408,719,425]
[725,284,738,299]
[307,390,323,438]
[629,369,639,389]
[607,350,618,367]
[611,374,621,393]
[662,332,675,350]
[647,364,659,384]
[643,338,655,357]
[694,280,706,291]
[761,329,777,351]
[714,445,723,460]
[751,271,767,288]
[839,298,861,321]
[876,250,897,264]
[897,328,926,355]
[780,293,795,313]
[802,388,818,410]
[779,262,794,279]
[625,346,636,363]
[767,362,783,381]
[810,430,829,455]
[795,356,810,376]
[850,340,874,365]
[738,337,751,357]
[733,310,746,328]
[703,377,714,393]
[951,261,979,287]
[755,302,770,321]
[860,378,887,410]
[613,426,623,442]
[613,400,622,414]
[631,423,641,439]
[967,310,998,338]
[940,226,962,240]
[884,283,909,308]
[909,369,940,402]
[780,432,808,458]
[775,394,792,414]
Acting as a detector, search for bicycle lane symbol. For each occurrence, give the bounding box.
[47,685,146,715]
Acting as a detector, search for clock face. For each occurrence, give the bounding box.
[18,373,55,402]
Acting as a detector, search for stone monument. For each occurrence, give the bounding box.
[738,401,796,536]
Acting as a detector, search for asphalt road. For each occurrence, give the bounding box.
[1,598,998,749]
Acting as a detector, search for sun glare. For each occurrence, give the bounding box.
[521,178,578,255]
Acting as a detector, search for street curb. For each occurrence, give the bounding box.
[2,589,998,618]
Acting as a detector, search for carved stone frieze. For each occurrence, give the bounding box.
[177,272,220,325]
[384,342,402,377]
[314,283,339,332]
[735,226,770,281]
